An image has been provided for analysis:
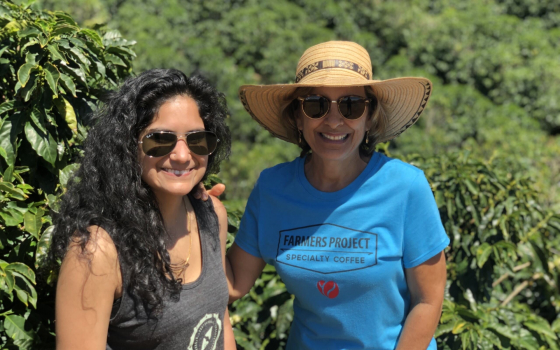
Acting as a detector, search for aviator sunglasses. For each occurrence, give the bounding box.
[139,130,219,157]
[297,95,371,120]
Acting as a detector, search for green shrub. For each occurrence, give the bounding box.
[0,2,134,347]
[406,152,560,349]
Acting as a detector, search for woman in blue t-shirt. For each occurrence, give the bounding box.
[226,41,450,350]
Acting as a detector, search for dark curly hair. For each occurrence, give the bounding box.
[49,69,231,317]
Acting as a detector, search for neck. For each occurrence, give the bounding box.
[154,192,191,241]
[304,152,369,192]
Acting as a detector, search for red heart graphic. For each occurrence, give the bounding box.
[317,280,339,299]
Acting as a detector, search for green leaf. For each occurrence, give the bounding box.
[29,108,47,134]
[58,73,76,97]
[0,100,14,119]
[524,320,557,340]
[35,225,54,269]
[80,28,103,47]
[69,47,90,67]
[0,117,21,168]
[38,34,48,47]
[3,314,33,340]
[0,146,7,163]
[3,165,14,182]
[21,74,37,102]
[0,182,27,200]
[24,121,57,165]
[47,44,66,63]
[464,179,479,195]
[11,271,37,309]
[552,319,560,333]
[23,209,43,240]
[476,242,493,268]
[54,97,77,133]
[435,321,455,337]
[61,64,86,85]
[52,11,78,26]
[44,62,60,97]
[15,287,29,306]
[105,53,127,67]
[17,26,40,38]
[0,206,24,226]
[107,45,136,58]
[59,163,80,188]
[1,269,15,294]
[17,63,34,86]
[452,321,467,334]
[25,53,37,65]
[51,24,77,37]
[0,46,9,58]
[6,263,36,285]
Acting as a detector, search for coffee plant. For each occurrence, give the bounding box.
[0,1,134,348]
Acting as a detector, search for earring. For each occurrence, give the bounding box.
[365,130,370,144]
[298,129,303,144]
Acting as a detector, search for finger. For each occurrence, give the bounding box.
[207,183,226,197]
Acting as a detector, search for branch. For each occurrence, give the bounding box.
[492,261,531,288]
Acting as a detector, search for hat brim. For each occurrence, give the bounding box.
[239,76,432,144]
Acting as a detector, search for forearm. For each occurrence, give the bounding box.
[223,308,236,350]
[225,255,241,303]
[226,243,266,303]
[395,302,441,350]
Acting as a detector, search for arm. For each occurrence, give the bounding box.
[210,196,237,350]
[226,243,266,303]
[396,251,446,350]
[55,226,121,350]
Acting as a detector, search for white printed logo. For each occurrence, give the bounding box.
[188,313,222,350]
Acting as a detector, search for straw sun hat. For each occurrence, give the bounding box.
[238,41,432,144]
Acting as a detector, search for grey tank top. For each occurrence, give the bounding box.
[107,197,229,350]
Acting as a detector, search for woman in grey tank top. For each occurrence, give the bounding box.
[50,69,236,349]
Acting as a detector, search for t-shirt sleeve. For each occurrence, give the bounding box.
[402,172,450,268]
[233,178,262,259]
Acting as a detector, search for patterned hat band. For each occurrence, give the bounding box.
[295,59,371,83]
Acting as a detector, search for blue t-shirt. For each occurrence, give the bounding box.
[235,152,449,350]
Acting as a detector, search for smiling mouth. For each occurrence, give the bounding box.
[162,168,192,176]
[320,133,349,141]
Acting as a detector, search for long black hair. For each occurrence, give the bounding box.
[49,69,231,317]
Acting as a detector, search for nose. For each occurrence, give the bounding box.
[169,139,192,163]
[323,101,344,128]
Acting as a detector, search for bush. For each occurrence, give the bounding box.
[0,2,134,348]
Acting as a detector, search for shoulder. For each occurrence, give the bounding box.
[257,157,301,186]
[375,153,425,184]
[67,225,118,262]
[209,196,228,245]
[61,225,121,294]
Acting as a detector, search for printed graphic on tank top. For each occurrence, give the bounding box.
[188,313,222,350]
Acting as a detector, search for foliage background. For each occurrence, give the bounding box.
[1,0,559,349]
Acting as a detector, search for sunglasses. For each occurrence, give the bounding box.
[297,95,371,120]
[139,130,219,157]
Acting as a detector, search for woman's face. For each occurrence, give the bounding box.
[296,86,372,162]
[139,95,208,199]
